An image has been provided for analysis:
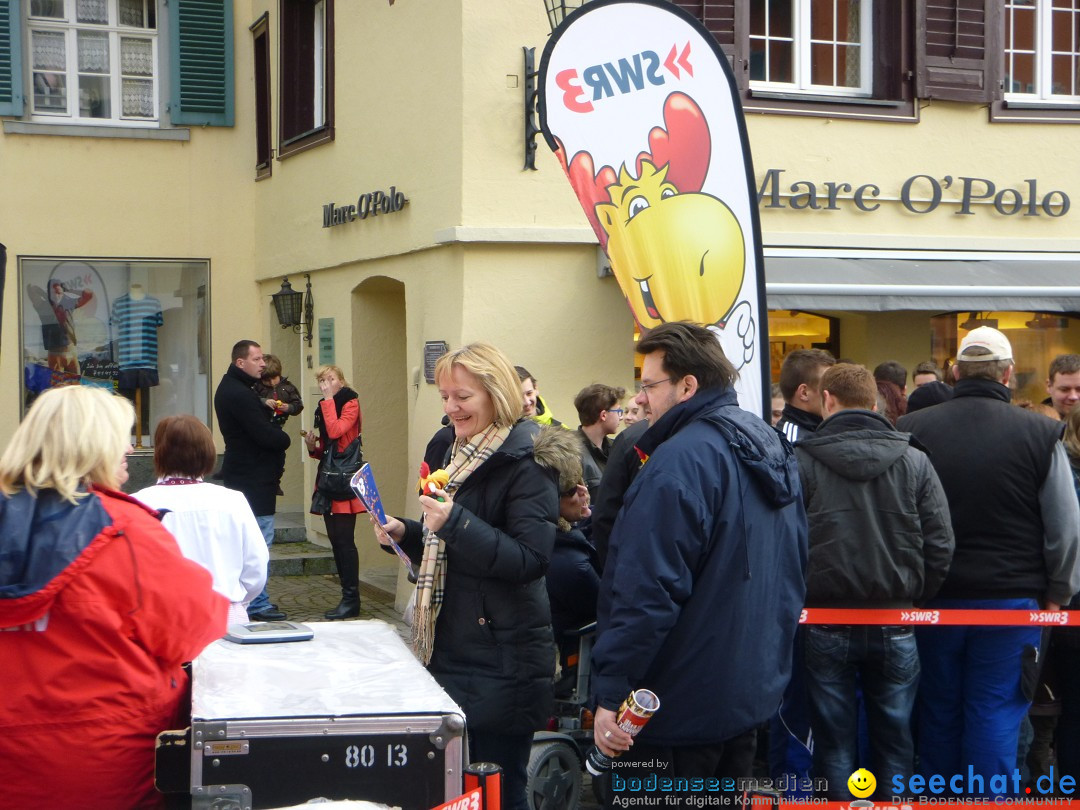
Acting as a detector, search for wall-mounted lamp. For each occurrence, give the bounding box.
[1026,313,1069,330]
[524,1,592,171]
[272,273,314,347]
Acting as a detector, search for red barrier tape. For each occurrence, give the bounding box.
[799,608,1074,626]
[777,804,1080,810]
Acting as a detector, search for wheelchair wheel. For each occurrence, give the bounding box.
[527,739,583,810]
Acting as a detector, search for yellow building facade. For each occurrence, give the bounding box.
[3,0,1080,590]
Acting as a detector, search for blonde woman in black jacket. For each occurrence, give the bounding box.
[377,343,559,810]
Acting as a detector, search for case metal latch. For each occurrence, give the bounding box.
[192,783,252,810]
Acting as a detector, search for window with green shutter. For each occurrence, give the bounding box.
[169,0,233,126]
[0,0,25,116]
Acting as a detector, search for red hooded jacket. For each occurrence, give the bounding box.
[0,486,228,809]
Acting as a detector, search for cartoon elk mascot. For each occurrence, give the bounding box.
[556,91,755,368]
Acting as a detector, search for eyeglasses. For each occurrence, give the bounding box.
[639,377,677,392]
[608,408,624,416]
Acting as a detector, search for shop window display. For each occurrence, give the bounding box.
[932,311,1080,406]
[767,310,840,379]
[20,257,210,446]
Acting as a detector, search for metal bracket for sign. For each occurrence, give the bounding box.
[523,47,540,171]
[192,784,252,810]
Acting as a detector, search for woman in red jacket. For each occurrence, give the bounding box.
[304,364,366,619]
[0,385,227,810]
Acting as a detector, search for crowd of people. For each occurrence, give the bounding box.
[4,325,1080,808]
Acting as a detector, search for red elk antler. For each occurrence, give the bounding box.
[555,93,711,247]
[556,139,618,248]
[635,92,710,195]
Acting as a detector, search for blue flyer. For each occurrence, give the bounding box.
[351,464,412,571]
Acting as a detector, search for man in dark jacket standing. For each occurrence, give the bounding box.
[796,363,954,799]
[771,346,833,796]
[898,327,1080,794]
[592,322,807,781]
[214,339,291,621]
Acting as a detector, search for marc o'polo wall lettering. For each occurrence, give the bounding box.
[322,187,409,228]
[757,169,1070,217]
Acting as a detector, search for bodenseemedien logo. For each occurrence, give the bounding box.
[849,768,877,798]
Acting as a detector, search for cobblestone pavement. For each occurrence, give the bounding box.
[264,572,410,642]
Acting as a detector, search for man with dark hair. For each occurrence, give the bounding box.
[796,364,954,799]
[1046,354,1080,420]
[913,361,943,387]
[898,327,1080,793]
[573,383,626,503]
[516,365,564,427]
[592,322,807,781]
[777,348,836,444]
[214,339,291,622]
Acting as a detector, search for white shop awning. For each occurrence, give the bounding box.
[764,250,1080,312]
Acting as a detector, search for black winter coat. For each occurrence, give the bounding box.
[795,409,955,607]
[399,419,559,734]
[546,527,600,645]
[214,364,291,516]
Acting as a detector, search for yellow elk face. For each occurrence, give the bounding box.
[596,161,744,329]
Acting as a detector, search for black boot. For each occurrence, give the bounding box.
[324,586,360,620]
[325,537,361,620]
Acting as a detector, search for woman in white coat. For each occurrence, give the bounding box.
[135,414,268,625]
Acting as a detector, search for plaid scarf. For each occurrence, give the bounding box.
[413,421,512,665]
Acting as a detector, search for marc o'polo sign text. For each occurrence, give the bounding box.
[322,187,408,228]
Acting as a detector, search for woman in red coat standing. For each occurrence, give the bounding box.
[304,364,366,619]
[0,385,227,809]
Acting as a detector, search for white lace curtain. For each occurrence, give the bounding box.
[76,0,108,24]
[122,78,153,117]
[32,30,66,71]
[78,31,109,72]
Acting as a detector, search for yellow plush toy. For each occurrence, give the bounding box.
[417,462,449,496]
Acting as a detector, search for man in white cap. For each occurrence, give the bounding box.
[897,326,1080,796]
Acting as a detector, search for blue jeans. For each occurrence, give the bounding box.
[247,514,275,614]
[916,598,1041,797]
[805,624,919,800]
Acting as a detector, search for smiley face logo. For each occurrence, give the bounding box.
[847,768,876,798]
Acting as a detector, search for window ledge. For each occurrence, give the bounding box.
[749,89,904,107]
[1004,99,1080,111]
[2,120,191,141]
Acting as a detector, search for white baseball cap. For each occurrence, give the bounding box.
[957,326,1013,362]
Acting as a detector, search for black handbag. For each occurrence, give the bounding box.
[316,435,363,501]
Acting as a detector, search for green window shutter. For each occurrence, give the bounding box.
[0,0,24,117]
[169,0,234,126]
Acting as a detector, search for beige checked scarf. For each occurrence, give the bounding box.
[413,421,511,665]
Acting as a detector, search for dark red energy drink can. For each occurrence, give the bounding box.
[585,688,661,775]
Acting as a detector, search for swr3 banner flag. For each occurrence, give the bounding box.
[538,0,769,417]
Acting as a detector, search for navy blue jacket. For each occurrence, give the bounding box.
[594,386,808,746]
